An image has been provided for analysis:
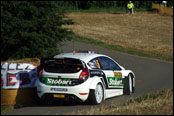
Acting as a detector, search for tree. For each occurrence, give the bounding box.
[1,1,72,60]
[78,1,90,9]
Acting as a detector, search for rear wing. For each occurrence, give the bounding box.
[40,57,86,69]
[40,57,54,68]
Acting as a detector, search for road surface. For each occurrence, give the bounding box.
[2,40,173,115]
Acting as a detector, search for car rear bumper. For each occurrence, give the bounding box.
[36,78,91,102]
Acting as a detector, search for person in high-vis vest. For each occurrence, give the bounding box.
[127,1,134,14]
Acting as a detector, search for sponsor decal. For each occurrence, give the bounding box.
[90,70,104,77]
[20,73,31,85]
[1,76,4,87]
[1,63,38,88]
[42,78,72,86]
[7,73,17,86]
[50,88,68,92]
[1,63,34,71]
[114,72,122,78]
[107,77,123,86]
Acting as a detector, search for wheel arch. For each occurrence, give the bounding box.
[122,70,135,86]
[122,70,135,93]
[128,72,135,93]
[89,76,104,90]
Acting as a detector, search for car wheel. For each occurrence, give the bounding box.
[123,74,133,95]
[87,83,104,105]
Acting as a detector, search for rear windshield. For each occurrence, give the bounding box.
[42,58,83,73]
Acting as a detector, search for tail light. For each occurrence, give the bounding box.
[79,67,89,80]
[39,69,43,80]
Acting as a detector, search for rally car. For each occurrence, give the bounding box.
[36,51,135,105]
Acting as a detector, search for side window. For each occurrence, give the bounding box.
[87,58,101,69]
[98,57,121,70]
[98,57,110,70]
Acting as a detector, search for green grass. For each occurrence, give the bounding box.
[127,89,171,104]
[71,34,173,62]
[2,89,173,115]
[1,105,14,113]
[63,7,148,13]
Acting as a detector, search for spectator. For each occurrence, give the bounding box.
[162,1,167,7]
[127,1,134,14]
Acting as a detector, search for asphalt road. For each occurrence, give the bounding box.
[2,40,173,115]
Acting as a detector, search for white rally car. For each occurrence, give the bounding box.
[36,51,135,105]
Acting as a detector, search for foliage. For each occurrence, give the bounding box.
[53,1,173,10]
[1,1,72,60]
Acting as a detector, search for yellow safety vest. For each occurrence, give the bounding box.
[127,3,134,9]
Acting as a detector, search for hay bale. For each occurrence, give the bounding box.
[2,58,40,66]
[1,58,40,105]
[1,88,38,105]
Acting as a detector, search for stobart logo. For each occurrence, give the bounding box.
[107,77,123,86]
[109,78,122,86]
[44,78,72,85]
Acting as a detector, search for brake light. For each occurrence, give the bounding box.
[79,67,89,80]
[57,59,63,63]
[39,69,43,79]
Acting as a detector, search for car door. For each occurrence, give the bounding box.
[98,56,123,89]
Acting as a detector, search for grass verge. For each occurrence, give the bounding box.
[65,89,173,115]
[1,89,173,114]
[64,7,148,13]
[1,105,14,113]
[71,34,173,62]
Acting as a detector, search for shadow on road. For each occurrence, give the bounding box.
[13,97,90,109]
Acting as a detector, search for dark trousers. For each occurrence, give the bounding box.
[128,8,133,14]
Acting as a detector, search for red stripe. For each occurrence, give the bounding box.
[79,93,88,95]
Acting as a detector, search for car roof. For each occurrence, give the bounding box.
[54,52,106,63]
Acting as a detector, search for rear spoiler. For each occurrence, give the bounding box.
[40,57,86,69]
[40,57,54,68]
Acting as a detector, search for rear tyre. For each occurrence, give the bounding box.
[123,74,133,95]
[87,83,104,105]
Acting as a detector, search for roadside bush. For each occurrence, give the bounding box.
[1,1,72,60]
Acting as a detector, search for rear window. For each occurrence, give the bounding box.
[42,58,83,73]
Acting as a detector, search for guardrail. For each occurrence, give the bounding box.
[152,3,173,16]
